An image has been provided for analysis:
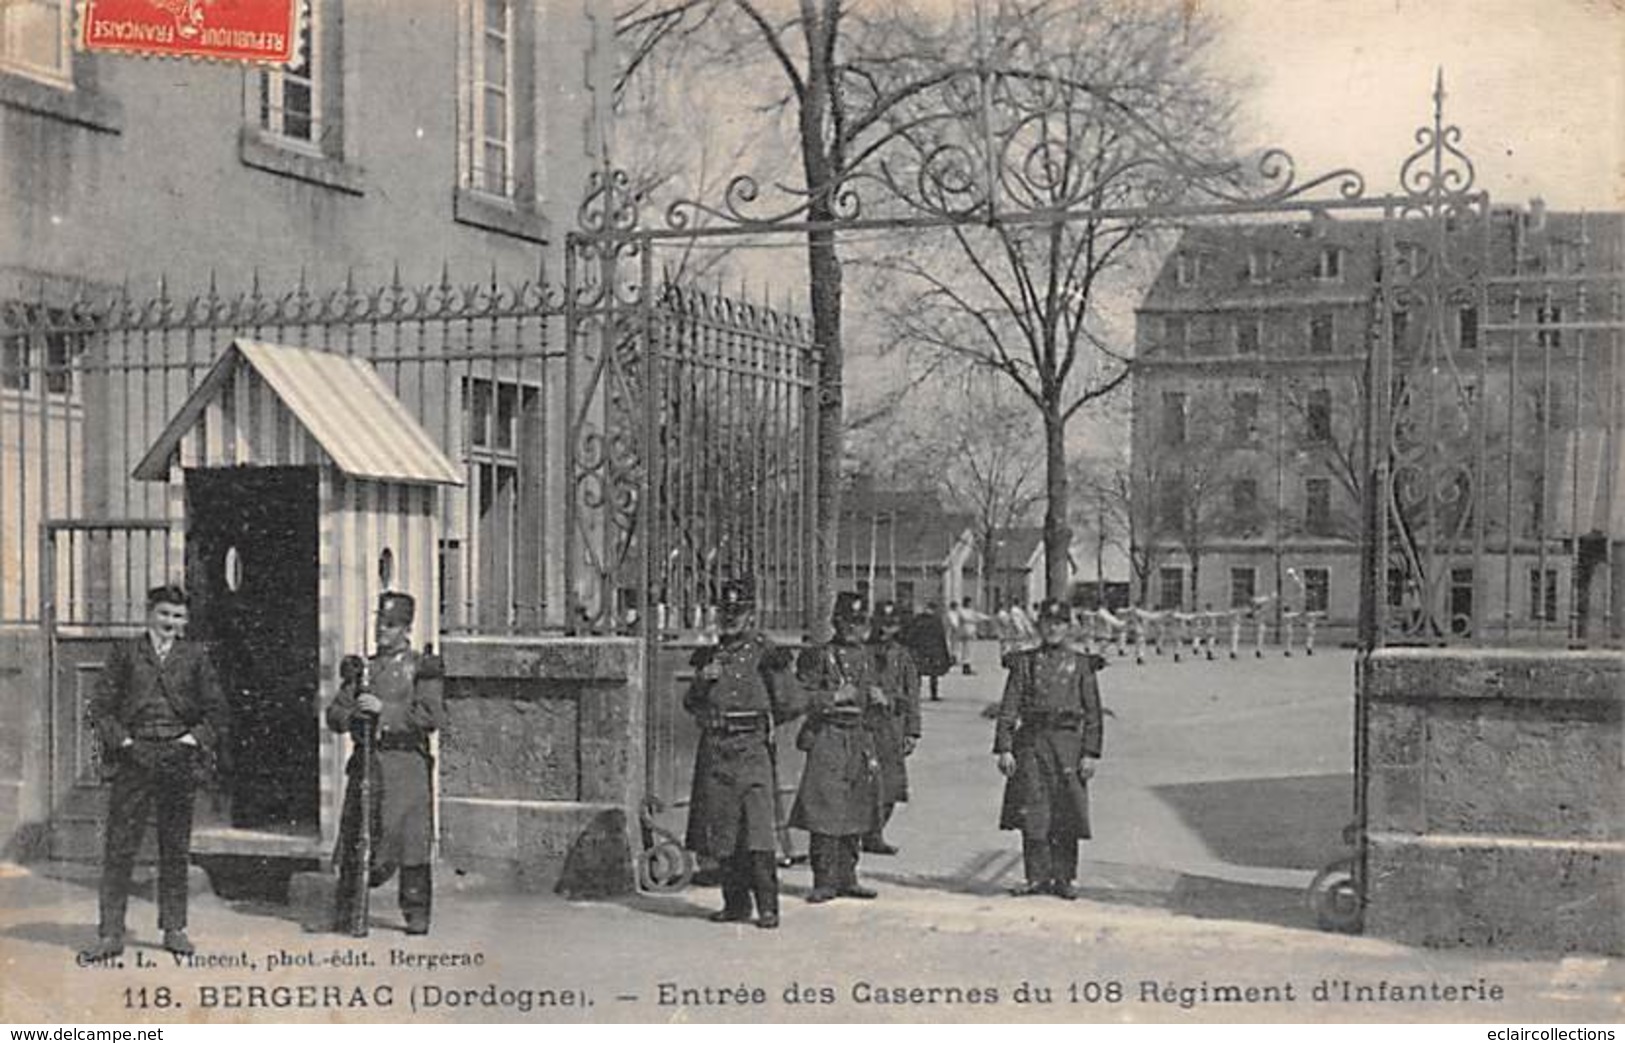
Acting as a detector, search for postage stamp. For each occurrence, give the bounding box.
[78,0,300,64]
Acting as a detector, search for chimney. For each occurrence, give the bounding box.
[1528,197,1547,232]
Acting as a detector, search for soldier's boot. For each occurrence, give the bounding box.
[862,804,899,855]
[710,853,753,922]
[749,852,780,929]
[1013,835,1053,895]
[1049,837,1079,900]
[836,835,876,899]
[806,834,840,903]
[400,865,432,935]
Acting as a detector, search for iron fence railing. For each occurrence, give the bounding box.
[1,269,819,636]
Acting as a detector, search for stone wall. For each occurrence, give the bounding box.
[1363,648,1623,954]
[437,636,643,897]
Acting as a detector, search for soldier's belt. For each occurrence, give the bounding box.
[819,705,864,727]
[376,729,429,752]
[706,711,769,735]
[1019,711,1084,729]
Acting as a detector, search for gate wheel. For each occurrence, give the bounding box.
[636,823,694,894]
[1307,856,1362,933]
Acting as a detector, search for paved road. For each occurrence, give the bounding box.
[4,641,1620,1024]
[861,639,1355,925]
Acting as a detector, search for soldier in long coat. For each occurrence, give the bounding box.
[790,591,884,903]
[902,601,952,701]
[863,600,920,855]
[328,591,444,934]
[683,580,801,929]
[993,599,1105,900]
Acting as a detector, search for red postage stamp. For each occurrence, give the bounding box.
[79,0,300,65]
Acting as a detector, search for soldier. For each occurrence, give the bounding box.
[993,599,1105,900]
[327,591,444,935]
[682,579,801,929]
[82,585,229,959]
[863,600,920,855]
[790,591,884,903]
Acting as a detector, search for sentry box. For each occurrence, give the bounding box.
[133,339,460,886]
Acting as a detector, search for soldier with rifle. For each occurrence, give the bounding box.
[328,592,444,936]
[993,599,1105,901]
[790,592,885,904]
[682,579,802,929]
[862,600,920,856]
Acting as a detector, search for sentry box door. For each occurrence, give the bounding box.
[186,466,321,838]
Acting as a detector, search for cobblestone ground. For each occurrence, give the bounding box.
[3,641,1620,1024]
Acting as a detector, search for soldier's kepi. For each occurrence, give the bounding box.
[993,598,1105,901]
[790,591,886,904]
[327,591,445,935]
[682,579,801,929]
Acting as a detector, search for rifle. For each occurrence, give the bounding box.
[764,708,804,868]
[335,653,377,936]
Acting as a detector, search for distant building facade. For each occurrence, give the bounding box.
[1132,203,1622,641]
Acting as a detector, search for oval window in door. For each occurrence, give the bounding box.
[224,545,244,593]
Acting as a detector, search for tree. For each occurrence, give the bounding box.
[846,372,1044,601]
[864,1,1235,598]
[616,0,974,633]
[617,0,1237,622]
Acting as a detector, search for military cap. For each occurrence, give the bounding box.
[873,600,902,627]
[831,591,869,623]
[1036,598,1072,625]
[377,591,416,627]
[717,578,755,615]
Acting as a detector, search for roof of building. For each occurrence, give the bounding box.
[1140,206,1625,314]
[836,486,975,566]
[134,339,463,485]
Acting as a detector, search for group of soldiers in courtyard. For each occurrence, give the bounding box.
[681,580,1104,929]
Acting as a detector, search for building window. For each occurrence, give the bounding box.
[1393,242,1424,280]
[1528,568,1558,622]
[1230,478,1259,534]
[1229,391,1259,444]
[1391,309,1410,353]
[1458,306,1479,352]
[449,376,543,631]
[1162,315,1187,355]
[1537,304,1563,349]
[1317,247,1343,282]
[1386,568,1406,608]
[1158,567,1185,611]
[1161,391,1186,446]
[258,13,320,146]
[1175,253,1203,287]
[462,0,515,198]
[1229,567,1256,609]
[242,0,357,192]
[1306,388,1332,443]
[1304,477,1331,535]
[0,0,71,85]
[1310,311,1334,354]
[1449,566,1474,636]
[1246,249,1273,285]
[895,579,915,607]
[1,310,79,396]
[1301,568,1329,613]
[1235,315,1261,355]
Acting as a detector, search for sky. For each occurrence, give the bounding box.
[1210,0,1623,211]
